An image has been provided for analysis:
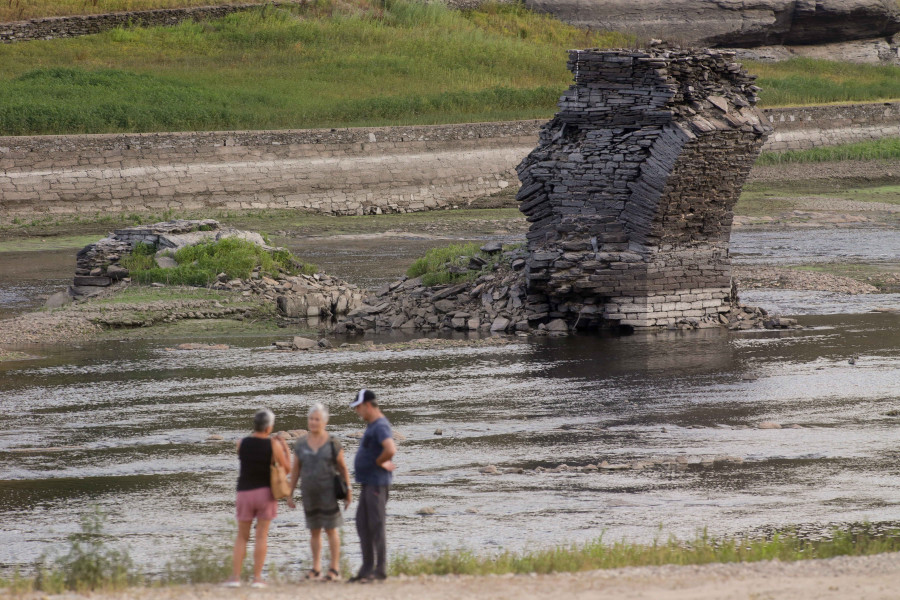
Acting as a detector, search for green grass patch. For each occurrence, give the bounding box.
[0,234,99,253]
[757,137,900,165]
[391,526,900,576]
[91,285,234,305]
[406,241,503,286]
[751,58,900,106]
[124,237,316,286]
[2,8,900,136]
[734,189,796,217]
[0,0,630,135]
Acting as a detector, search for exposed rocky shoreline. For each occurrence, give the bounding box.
[332,243,797,336]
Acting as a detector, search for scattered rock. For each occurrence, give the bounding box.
[599,461,630,470]
[480,465,500,475]
[292,336,317,350]
[156,256,178,269]
[205,434,225,442]
[171,343,230,351]
[416,507,436,516]
[434,429,443,435]
[44,291,73,309]
[758,421,782,429]
[546,319,569,333]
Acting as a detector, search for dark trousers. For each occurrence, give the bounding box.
[356,484,389,578]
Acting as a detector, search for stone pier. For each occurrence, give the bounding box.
[517,49,772,330]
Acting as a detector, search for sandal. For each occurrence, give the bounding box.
[305,569,321,581]
[324,568,340,582]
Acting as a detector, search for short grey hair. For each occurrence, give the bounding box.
[253,408,275,432]
[308,402,329,421]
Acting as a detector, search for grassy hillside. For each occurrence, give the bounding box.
[749,58,900,106]
[0,0,273,22]
[1,1,899,136]
[0,1,628,135]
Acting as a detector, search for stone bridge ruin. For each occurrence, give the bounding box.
[517,49,772,330]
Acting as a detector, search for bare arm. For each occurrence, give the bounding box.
[272,437,291,470]
[289,457,301,493]
[376,437,396,472]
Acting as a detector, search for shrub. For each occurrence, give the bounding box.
[406,242,500,287]
[34,507,137,592]
[164,544,232,584]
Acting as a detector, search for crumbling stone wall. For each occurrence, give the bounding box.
[0,3,300,44]
[517,49,772,330]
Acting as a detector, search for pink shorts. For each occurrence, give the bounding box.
[236,487,277,522]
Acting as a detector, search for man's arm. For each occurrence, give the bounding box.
[376,437,396,472]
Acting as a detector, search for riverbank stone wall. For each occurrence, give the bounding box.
[0,2,301,43]
[516,49,772,330]
[1,102,899,219]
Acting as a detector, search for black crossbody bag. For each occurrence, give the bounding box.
[330,438,349,500]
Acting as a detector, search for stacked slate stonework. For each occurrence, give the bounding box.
[517,48,772,329]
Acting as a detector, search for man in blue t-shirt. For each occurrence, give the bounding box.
[348,389,396,583]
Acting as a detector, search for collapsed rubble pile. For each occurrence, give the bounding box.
[335,243,798,335]
[58,220,363,323]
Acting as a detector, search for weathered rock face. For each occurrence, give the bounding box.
[516,49,771,329]
[523,0,900,48]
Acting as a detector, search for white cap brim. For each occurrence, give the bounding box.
[349,389,367,408]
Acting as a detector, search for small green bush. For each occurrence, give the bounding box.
[124,237,316,286]
[164,544,232,584]
[406,242,500,287]
[34,507,137,592]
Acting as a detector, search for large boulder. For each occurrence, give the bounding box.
[523,0,900,47]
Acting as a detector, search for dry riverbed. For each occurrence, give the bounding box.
[3,163,900,355]
[8,552,900,600]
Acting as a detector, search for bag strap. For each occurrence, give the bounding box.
[329,437,340,459]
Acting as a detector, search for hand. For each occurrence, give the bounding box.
[344,491,353,510]
[286,498,296,509]
[380,460,396,472]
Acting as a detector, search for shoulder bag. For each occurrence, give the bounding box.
[330,438,349,500]
[270,439,291,500]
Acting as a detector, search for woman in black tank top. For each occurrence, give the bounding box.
[225,409,291,589]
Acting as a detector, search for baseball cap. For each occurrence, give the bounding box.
[350,389,376,408]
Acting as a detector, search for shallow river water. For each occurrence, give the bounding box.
[1,226,898,577]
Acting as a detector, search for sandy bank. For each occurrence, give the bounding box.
[14,551,900,600]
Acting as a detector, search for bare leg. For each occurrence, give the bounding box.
[252,519,272,583]
[325,528,341,574]
[230,520,253,581]
[310,528,323,574]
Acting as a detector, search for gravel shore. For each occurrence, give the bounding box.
[16,552,900,600]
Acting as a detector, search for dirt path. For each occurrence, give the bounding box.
[19,552,900,600]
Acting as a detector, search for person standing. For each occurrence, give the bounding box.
[225,408,292,589]
[348,389,395,583]
[287,403,352,582]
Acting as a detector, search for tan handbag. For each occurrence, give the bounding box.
[269,439,291,500]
